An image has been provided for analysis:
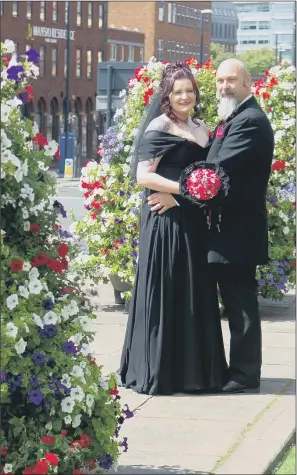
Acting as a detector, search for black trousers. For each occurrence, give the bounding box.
[210,264,261,387]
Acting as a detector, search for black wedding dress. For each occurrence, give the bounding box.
[119,131,227,395]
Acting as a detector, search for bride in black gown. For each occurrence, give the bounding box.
[119,62,227,395]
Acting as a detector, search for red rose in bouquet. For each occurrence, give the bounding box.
[179,162,229,206]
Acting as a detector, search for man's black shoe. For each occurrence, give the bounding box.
[222,380,260,394]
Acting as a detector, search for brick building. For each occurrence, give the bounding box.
[0,0,144,163]
[108,1,212,63]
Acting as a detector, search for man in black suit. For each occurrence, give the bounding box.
[147,59,274,393]
[205,58,274,393]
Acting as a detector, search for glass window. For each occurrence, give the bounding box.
[158,39,163,61]
[27,1,32,19]
[140,47,144,62]
[98,51,103,63]
[0,1,3,16]
[52,1,58,22]
[40,1,46,21]
[40,46,45,76]
[52,48,57,76]
[158,1,164,21]
[65,1,68,24]
[87,50,92,78]
[99,3,104,28]
[77,1,82,26]
[88,2,93,27]
[168,2,172,22]
[258,4,269,12]
[241,21,257,30]
[12,1,19,17]
[76,49,81,77]
[258,39,269,44]
[258,21,270,30]
[128,45,134,62]
[120,45,124,61]
[110,44,117,61]
[172,4,176,23]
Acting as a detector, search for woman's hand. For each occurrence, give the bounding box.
[148,192,178,214]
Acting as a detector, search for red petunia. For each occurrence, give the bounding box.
[61,430,68,436]
[83,191,90,198]
[41,435,55,445]
[61,287,75,295]
[25,85,34,102]
[91,200,101,210]
[144,88,154,105]
[264,70,270,76]
[23,467,36,475]
[80,433,93,447]
[0,447,7,455]
[262,91,270,100]
[73,471,86,475]
[272,160,286,172]
[91,213,97,220]
[32,133,48,148]
[57,243,69,258]
[103,248,109,254]
[110,384,119,396]
[292,261,296,268]
[30,223,40,233]
[32,252,49,267]
[47,259,65,274]
[34,460,49,475]
[10,259,23,273]
[44,453,59,466]
[2,55,11,67]
[55,146,61,159]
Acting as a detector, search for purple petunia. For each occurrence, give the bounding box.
[98,454,113,470]
[120,437,128,452]
[30,376,39,388]
[32,352,46,366]
[62,341,77,355]
[7,65,25,81]
[42,299,54,310]
[25,48,40,63]
[47,357,56,368]
[39,324,58,339]
[28,388,44,405]
[122,404,134,419]
[258,280,266,286]
[0,371,7,383]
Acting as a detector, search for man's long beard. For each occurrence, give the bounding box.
[217,94,238,120]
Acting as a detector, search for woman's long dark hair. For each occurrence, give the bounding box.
[160,62,201,124]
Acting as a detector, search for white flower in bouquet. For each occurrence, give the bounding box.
[283,226,290,235]
[70,386,85,402]
[6,294,19,310]
[61,397,75,413]
[2,150,20,166]
[6,322,18,338]
[98,375,109,390]
[15,338,27,355]
[1,129,12,148]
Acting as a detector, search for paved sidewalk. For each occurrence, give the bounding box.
[90,283,295,475]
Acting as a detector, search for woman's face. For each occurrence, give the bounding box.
[169,78,196,116]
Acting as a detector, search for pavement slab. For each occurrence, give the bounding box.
[93,284,295,475]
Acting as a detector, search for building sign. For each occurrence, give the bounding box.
[26,24,75,43]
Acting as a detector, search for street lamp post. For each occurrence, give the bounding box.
[64,0,71,174]
[200,9,212,64]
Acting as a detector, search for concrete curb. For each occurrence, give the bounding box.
[212,381,295,474]
[264,430,296,474]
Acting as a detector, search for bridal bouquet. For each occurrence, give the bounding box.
[179,162,229,206]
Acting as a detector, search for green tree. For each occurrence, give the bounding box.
[237,48,276,77]
[210,43,235,69]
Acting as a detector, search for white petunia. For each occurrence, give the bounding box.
[70,385,85,402]
[44,311,59,325]
[64,415,72,425]
[14,167,23,183]
[33,313,44,328]
[61,374,72,388]
[3,464,13,474]
[45,422,53,430]
[77,315,93,332]
[99,375,109,390]
[15,338,27,355]
[6,322,18,338]
[28,279,43,295]
[7,96,23,108]
[80,343,91,356]
[18,286,29,299]
[22,209,29,219]
[1,104,11,123]
[23,221,30,231]
[61,305,70,321]
[44,140,58,157]
[68,300,80,316]
[70,333,84,345]
[4,39,15,53]
[86,394,95,408]
[283,226,290,235]
[70,365,84,379]
[71,414,82,428]
[22,159,29,176]
[6,294,19,310]
[61,396,75,413]
[32,122,39,135]
[29,267,39,279]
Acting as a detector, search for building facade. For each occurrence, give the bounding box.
[108,1,212,64]
[235,2,295,63]
[107,28,145,62]
[211,2,238,53]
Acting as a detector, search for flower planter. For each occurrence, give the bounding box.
[109,274,131,305]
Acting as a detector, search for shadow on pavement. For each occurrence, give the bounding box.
[108,465,211,474]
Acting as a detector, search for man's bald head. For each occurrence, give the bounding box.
[216,58,252,106]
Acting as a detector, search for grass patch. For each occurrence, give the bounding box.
[275,445,296,474]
